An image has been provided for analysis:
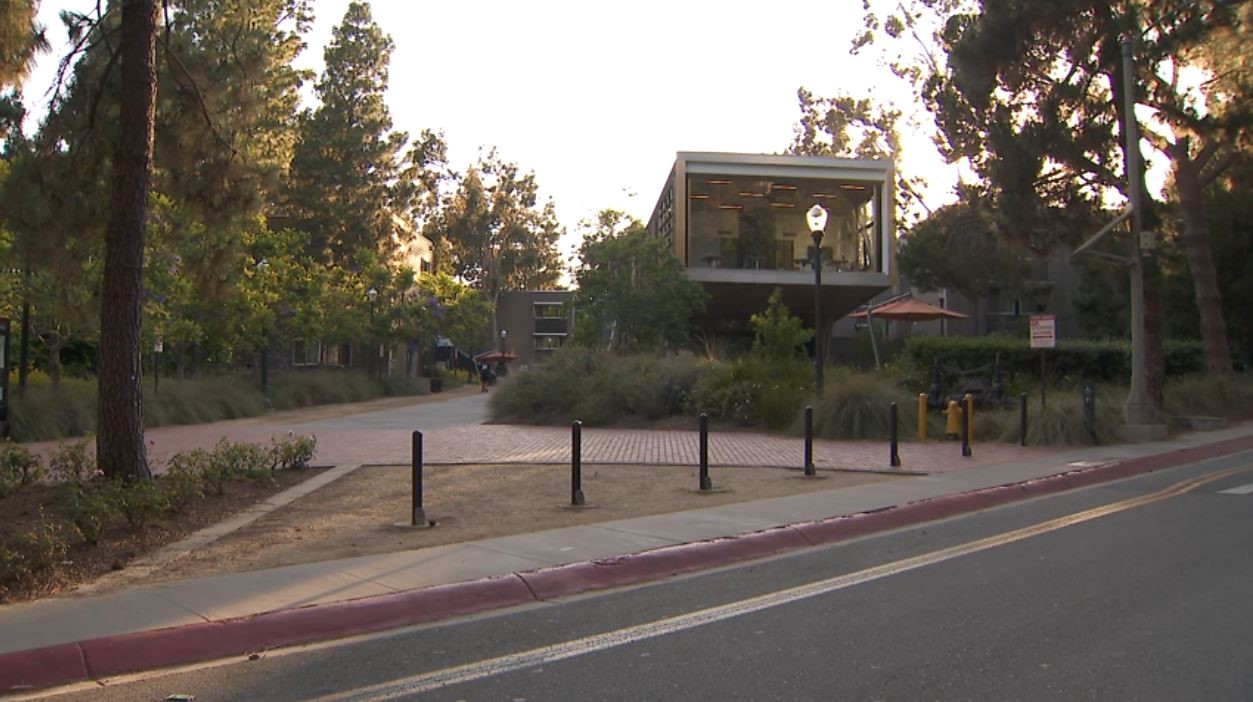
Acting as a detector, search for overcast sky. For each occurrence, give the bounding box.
[23,0,959,256]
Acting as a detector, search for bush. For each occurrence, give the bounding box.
[108,479,171,530]
[902,335,1204,388]
[0,515,71,593]
[0,442,44,498]
[60,484,117,546]
[47,436,97,484]
[490,348,701,426]
[968,385,1123,445]
[1164,373,1253,419]
[10,370,424,443]
[810,368,912,440]
[269,433,318,470]
[686,358,811,430]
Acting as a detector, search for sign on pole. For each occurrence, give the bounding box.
[1029,314,1055,407]
[1029,315,1056,349]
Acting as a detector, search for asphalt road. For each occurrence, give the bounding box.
[30,452,1253,702]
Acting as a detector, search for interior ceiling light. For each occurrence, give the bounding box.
[706,179,732,185]
[772,183,798,190]
[813,193,836,198]
[839,184,867,190]
[718,203,743,209]
[770,202,796,208]
[689,194,710,199]
[738,191,763,197]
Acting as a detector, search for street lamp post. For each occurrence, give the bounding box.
[256,258,271,406]
[499,328,507,355]
[367,287,379,381]
[807,204,829,401]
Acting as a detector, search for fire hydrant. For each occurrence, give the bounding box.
[944,400,962,439]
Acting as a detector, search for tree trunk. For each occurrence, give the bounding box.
[1173,148,1233,374]
[47,330,62,389]
[97,0,158,482]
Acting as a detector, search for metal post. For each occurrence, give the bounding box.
[411,430,427,527]
[153,348,160,396]
[917,393,928,441]
[1020,392,1028,447]
[1083,384,1098,445]
[699,413,712,491]
[571,420,585,506]
[804,405,814,477]
[1040,349,1047,408]
[1121,36,1156,427]
[813,231,824,401]
[961,396,972,457]
[889,402,901,468]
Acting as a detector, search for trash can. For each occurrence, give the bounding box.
[430,377,443,393]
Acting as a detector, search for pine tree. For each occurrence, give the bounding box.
[287,1,409,266]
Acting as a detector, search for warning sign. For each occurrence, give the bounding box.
[1029,315,1056,349]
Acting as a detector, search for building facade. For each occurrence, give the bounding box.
[647,152,896,333]
[494,291,574,368]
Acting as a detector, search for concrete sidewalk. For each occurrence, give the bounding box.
[2,419,1250,677]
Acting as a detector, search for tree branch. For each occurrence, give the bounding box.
[1199,149,1237,187]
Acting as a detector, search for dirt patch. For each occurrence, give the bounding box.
[0,468,325,604]
[136,464,902,585]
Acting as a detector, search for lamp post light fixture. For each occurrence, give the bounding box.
[807,204,829,401]
[256,258,271,405]
[367,287,379,381]
[499,328,507,354]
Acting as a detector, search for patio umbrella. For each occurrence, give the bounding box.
[474,350,518,364]
[851,295,969,322]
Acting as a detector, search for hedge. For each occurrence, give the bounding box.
[902,335,1204,386]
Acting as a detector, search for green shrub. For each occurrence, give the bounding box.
[0,515,70,592]
[0,442,44,497]
[686,358,810,429]
[490,348,700,426]
[160,462,205,511]
[60,484,117,546]
[810,368,911,440]
[47,436,97,484]
[902,335,1204,388]
[108,480,171,530]
[269,433,318,470]
[968,385,1123,445]
[1164,373,1253,418]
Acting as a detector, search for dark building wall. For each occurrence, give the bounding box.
[496,291,574,367]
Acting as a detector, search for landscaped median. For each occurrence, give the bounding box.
[3,430,1251,694]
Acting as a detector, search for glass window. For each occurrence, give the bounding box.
[291,340,321,366]
[534,303,563,319]
[534,336,563,351]
[686,174,881,273]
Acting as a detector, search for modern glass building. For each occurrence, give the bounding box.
[647,152,895,326]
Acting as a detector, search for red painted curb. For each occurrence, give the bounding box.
[75,574,533,681]
[6,432,1252,693]
[0,643,85,694]
[519,527,810,600]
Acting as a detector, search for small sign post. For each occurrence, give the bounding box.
[1029,315,1056,407]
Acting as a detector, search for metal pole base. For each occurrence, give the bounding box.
[393,508,434,529]
[572,489,586,507]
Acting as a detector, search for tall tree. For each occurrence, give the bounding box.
[98,0,159,480]
[787,87,931,230]
[436,149,563,335]
[0,0,47,88]
[570,210,706,352]
[924,0,1248,375]
[287,1,408,265]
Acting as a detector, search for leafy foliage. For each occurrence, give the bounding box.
[570,211,706,352]
[750,288,812,362]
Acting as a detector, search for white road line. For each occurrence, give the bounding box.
[1218,481,1253,495]
[308,464,1252,702]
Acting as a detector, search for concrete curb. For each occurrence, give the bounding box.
[4,433,1251,694]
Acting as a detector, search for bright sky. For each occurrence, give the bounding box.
[23,0,959,259]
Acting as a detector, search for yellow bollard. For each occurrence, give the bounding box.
[918,393,928,441]
[944,400,962,439]
[964,393,975,445]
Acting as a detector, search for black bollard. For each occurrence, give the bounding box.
[889,402,901,468]
[571,420,585,506]
[804,405,815,477]
[1083,384,1097,445]
[1019,392,1028,447]
[699,413,712,491]
[411,430,428,526]
[960,402,972,458]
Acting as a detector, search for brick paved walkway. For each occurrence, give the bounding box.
[23,389,1057,474]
